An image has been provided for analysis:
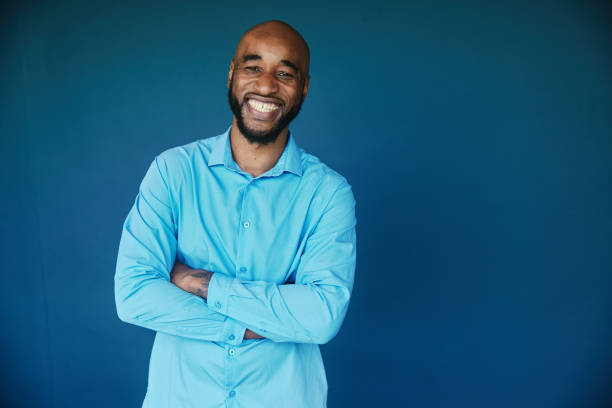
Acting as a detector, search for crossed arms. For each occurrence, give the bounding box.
[114,156,356,345]
[169,262,263,340]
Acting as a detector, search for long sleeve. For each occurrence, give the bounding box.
[206,180,357,344]
[114,157,246,345]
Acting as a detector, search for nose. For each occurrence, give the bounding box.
[254,71,279,95]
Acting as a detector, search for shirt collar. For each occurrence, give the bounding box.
[208,126,303,177]
[207,127,230,167]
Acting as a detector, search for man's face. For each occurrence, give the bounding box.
[227,32,310,145]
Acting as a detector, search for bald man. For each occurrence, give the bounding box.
[115,21,356,408]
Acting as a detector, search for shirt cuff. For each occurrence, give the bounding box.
[220,317,246,346]
[207,272,233,316]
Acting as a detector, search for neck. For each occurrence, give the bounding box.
[230,119,289,178]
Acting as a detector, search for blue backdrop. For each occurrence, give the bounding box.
[2,1,611,407]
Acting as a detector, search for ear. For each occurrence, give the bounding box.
[301,74,310,103]
[227,59,235,89]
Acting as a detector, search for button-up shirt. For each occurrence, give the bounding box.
[115,127,357,408]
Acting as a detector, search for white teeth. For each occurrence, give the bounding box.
[248,99,279,113]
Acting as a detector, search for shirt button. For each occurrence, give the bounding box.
[228,348,236,356]
[228,334,235,341]
[239,267,247,272]
[243,221,250,229]
[229,390,236,398]
[214,301,222,309]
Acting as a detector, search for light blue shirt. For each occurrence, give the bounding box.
[115,127,357,408]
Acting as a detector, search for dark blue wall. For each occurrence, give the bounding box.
[2,1,611,407]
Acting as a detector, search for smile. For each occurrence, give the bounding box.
[247,99,280,113]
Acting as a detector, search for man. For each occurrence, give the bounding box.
[115,20,356,408]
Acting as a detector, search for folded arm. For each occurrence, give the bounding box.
[171,181,357,344]
[114,157,248,345]
[169,262,263,339]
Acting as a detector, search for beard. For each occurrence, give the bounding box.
[228,75,303,146]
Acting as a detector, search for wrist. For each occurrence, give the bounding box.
[188,269,212,299]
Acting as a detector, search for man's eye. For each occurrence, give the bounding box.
[277,71,293,79]
[244,66,260,72]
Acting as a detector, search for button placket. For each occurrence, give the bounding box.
[237,181,253,281]
[225,335,239,404]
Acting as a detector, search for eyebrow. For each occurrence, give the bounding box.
[241,54,262,63]
[240,54,300,73]
[280,59,299,72]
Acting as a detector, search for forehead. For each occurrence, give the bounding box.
[236,31,307,70]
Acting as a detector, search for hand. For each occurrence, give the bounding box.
[244,329,264,340]
[170,260,213,299]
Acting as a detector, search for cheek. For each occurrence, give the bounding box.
[232,77,251,94]
[280,85,301,102]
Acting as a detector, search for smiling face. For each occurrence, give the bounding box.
[227,22,310,145]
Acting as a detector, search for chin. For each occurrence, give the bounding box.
[240,111,282,139]
[243,122,276,136]
[229,90,293,146]
[238,121,285,146]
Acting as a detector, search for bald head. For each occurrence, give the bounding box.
[234,20,310,77]
[227,20,311,146]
